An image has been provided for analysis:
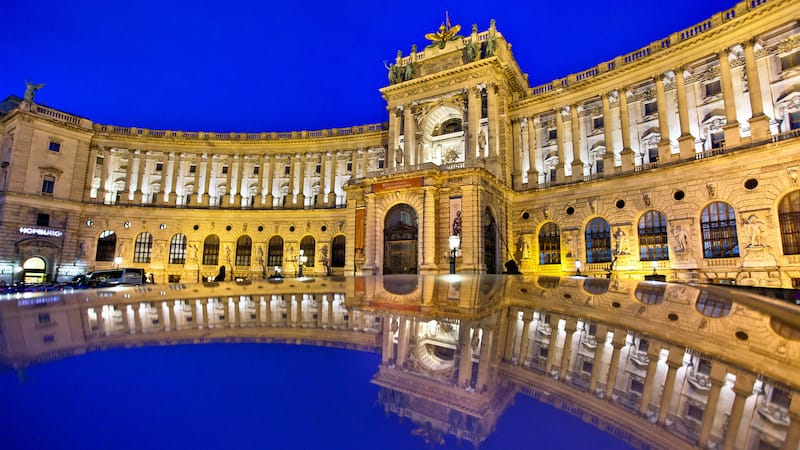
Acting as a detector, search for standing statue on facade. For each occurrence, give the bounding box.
[384,60,402,85]
[483,23,498,58]
[402,61,416,82]
[24,80,45,102]
[464,24,480,62]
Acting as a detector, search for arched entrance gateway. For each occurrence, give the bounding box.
[383,204,418,274]
[22,256,47,283]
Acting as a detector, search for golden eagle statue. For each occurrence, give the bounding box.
[425,12,461,49]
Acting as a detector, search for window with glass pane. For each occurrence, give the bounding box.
[235,235,252,266]
[267,236,283,267]
[638,210,669,261]
[169,233,187,264]
[95,230,116,262]
[133,232,153,263]
[538,222,561,264]
[779,190,800,255]
[203,235,220,265]
[696,291,732,317]
[300,235,315,267]
[585,217,612,263]
[701,202,740,258]
[42,175,55,195]
[331,235,346,267]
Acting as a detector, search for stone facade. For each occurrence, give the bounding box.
[1,0,799,286]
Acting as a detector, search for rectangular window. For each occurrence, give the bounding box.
[711,132,725,149]
[687,404,704,421]
[581,360,593,374]
[789,111,800,131]
[630,379,644,394]
[155,162,163,171]
[315,164,321,174]
[547,129,557,141]
[644,102,657,116]
[253,166,260,175]
[43,335,55,344]
[284,165,291,175]
[48,141,61,152]
[96,156,104,166]
[378,159,385,169]
[36,213,50,227]
[781,51,800,71]
[221,165,228,174]
[704,80,721,97]
[189,164,196,173]
[592,117,604,129]
[346,162,353,172]
[38,313,52,324]
[42,175,55,195]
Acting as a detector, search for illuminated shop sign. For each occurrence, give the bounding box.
[18,227,63,238]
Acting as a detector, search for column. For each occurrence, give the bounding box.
[458,322,474,387]
[657,347,684,425]
[655,75,672,162]
[133,304,143,333]
[167,301,176,332]
[403,106,416,165]
[558,318,577,380]
[363,194,377,273]
[475,326,493,391]
[382,315,395,364]
[223,156,233,206]
[233,154,243,205]
[783,393,800,450]
[544,314,560,376]
[296,154,306,208]
[97,146,110,203]
[255,297,263,326]
[719,48,740,147]
[467,88,480,161]
[588,325,608,395]
[233,298,241,328]
[315,153,326,208]
[526,116,539,184]
[420,186,437,272]
[511,119,523,189]
[722,371,755,450]
[569,104,583,179]
[255,154,265,207]
[200,299,208,329]
[327,152,337,207]
[202,154,213,205]
[638,342,662,416]
[156,302,165,331]
[296,297,303,327]
[158,154,169,204]
[518,312,533,365]
[601,93,615,173]
[80,308,93,335]
[132,150,144,203]
[264,155,274,207]
[326,295,333,329]
[168,152,179,204]
[744,39,770,139]
[503,309,518,361]
[359,149,368,179]
[604,331,626,400]
[618,88,635,172]
[674,68,696,159]
[123,150,134,203]
[121,306,131,334]
[192,154,201,204]
[555,108,566,182]
[698,362,728,448]
[221,300,230,328]
[486,83,498,158]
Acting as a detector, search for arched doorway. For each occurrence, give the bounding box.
[484,208,498,274]
[383,204,418,274]
[22,256,47,284]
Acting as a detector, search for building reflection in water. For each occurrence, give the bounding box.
[1,275,799,450]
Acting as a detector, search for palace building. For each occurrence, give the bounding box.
[1,0,799,286]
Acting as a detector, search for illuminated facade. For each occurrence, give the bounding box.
[0,0,800,286]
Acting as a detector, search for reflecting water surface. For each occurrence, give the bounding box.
[1,275,798,450]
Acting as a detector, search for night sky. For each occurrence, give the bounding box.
[3,0,736,132]
[0,344,633,449]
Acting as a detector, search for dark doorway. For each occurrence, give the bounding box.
[383,204,418,274]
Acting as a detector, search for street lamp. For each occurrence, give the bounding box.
[448,235,461,274]
[575,259,582,276]
[651,260,658,275]
[114,256,123,269]
[298,249,306,277]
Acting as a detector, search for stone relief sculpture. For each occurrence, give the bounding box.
[744,214,766,247]
[671,225,689,253]
[613,228,629,255]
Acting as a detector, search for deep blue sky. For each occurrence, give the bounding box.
[0,344,633,450]
[2,0,735,132]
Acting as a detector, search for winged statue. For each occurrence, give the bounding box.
[425,12,461,49]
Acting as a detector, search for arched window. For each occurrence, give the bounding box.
[203,235,220,266]
[267,236,283,267]
[635,283,666,305]
[235,235,252,266]
[331,235,346,267]
[585,218,612,263]
[696,291,732,318]
[779,190,800,255]
[169,233,187,265]
[95,230,116,262]
[638,210,669,261]
[300,236,315,267]
[133,232,153,263]
[538,222,561,265]
[701,202,740,258]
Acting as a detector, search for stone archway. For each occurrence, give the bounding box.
[383,204,418,274]
[22,256,47,283]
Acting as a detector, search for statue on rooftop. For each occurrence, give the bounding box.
[483,27,498,58]
[403,61,416,81]
[24,80,45,102]
[384,60,402,84]
[424,11,461,49]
